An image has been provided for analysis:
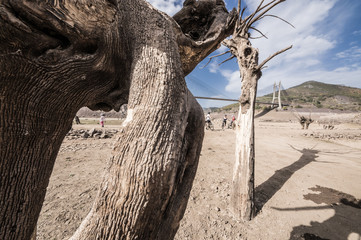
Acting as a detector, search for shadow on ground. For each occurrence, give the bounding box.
[273,186,361,240]
[255,146,319,213]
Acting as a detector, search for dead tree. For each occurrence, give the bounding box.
[0,0,236,239]
[293,112,314,129]
[298,116,313,129]
[221,0,293,220]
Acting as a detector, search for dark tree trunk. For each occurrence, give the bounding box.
[0,0,235,239]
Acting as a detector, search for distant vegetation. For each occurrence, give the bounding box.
[209,81,361,112]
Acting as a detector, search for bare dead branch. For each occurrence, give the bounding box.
[236,0,242,29]
[201,50,231,68]
[219,55,236,65]
[259,14,295,28]
[237,0,241,16]
[249,35,264,39]
[256,0,280,14]
[249,26,268,39]
[243,10,257,26]
[247,0,286,29]
[256,0,266,12]
[243,0,277,24]
[210,50,231,59]
[258,45,292,70]
[240,6,247,19]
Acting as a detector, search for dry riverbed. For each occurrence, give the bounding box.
[37,111,361,240]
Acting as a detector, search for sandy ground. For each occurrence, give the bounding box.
[37,111,361,240]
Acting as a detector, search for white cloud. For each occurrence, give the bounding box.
[353,30,361,36]
[335,46,361,60]
[208,60,219,73]
[147,0,182,16]
[247,0,338,64]
[220,69,241,93]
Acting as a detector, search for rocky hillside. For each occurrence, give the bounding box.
[213,81,361,112]
[76,105,127,118]
[260,81,361,111]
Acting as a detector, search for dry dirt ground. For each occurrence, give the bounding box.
[37,111,361,240]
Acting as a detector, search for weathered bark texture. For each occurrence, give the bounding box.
[173,0,237,75]
[0,0,234,239]
[223,0,291,221]
[223,36,260,221]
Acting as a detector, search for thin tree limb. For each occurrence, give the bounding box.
[201,50,231,68]
[210,50,231,59]
[256,0,280,14]
[247,0,285,29]
[243,0,277,24]
[219,55,236,65]
[236,0,241,29]
[249,35,264,39]
[249,26,268,39]
[258,45,292,70]
[255,0,265,12]
[259,14,295,28]
[237,0,241,16]
[240,6,247,19]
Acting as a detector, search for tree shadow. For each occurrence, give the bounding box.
[255,107,275,118]
[272,186,361,240]
[255,145,319,213]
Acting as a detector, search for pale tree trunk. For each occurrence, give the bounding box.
[233,71,260,220]
[223,0,291,220]
[224,33,261,221]
[0,0,235,239]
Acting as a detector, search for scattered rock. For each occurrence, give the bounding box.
[65,128,118,140]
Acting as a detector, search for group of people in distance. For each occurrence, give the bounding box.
[74,113,106,127]
[205,112,236,130]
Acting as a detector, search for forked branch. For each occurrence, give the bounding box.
[258,45,292,70]
[245,0,286,30]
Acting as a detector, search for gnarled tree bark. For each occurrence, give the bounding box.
[0,0,235,239]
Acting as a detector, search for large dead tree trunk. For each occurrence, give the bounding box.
[0,0,235,239]
[222,0,292,221]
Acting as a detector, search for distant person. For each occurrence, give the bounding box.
[230,115,236,129]
[205,112,214,130]
[100,113,105,127]
[222,114,227,129]
[206,112,211,124]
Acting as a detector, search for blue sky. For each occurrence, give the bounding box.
[148,0,361,107]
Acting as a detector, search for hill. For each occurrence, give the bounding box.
[215,81,361,112]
